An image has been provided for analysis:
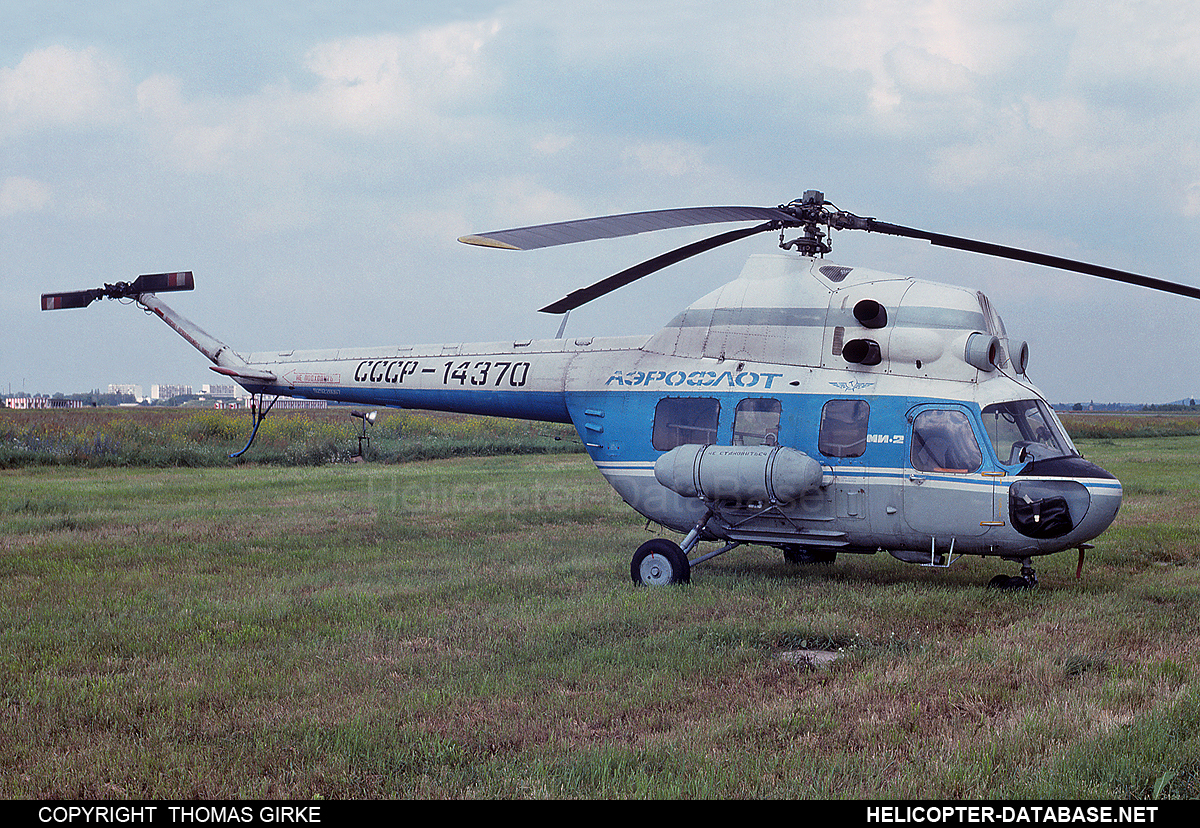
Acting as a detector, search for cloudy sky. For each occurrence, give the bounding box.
[4,0,1199,403]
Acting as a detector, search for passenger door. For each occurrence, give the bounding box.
[902,404,996,537]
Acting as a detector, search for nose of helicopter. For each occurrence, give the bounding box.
[1079,470,1123,542]
[1009,457,1122,545]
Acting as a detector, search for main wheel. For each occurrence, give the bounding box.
[631,539,691,586]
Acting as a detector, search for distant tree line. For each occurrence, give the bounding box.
[1139,400,1198,412]
[1062,400,1198,412]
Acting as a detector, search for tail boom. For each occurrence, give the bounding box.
[231,334,647,422]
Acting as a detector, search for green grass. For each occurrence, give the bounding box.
[1060,411,1200,440]
[0,407,581,467]
[1,435,1199,798]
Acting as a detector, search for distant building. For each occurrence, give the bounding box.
[151,384,193,400]
[108,384,144,401]
[5,396,84,409]
[200,383,237,398]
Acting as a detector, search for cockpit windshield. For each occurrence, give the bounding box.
[981,399,1078,466]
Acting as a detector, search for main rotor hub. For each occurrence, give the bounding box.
[778,191,833,256]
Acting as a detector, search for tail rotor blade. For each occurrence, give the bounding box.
[131,271,194,293]
[40,271,195,310]
[41,290,101,311]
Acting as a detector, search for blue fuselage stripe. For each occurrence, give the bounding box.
[243,383,571,423]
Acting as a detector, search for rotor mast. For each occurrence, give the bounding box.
[777,190,834,256]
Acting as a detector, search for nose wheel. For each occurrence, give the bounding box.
[988,559,1038,590]
[631,539,691,586]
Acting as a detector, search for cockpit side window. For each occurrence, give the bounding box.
[910,409,983,473]
[981,399,1077,465]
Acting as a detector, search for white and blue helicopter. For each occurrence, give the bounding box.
[42,191,1200,588]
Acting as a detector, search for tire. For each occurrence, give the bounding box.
[988,574,1031,590]
[631,539,691,586]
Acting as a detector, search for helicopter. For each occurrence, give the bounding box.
[41,191,1200,589]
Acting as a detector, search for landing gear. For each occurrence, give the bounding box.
[988,559,1038,590]
[230,392,280,458]
[631,539,691,586]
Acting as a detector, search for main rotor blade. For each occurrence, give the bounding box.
[538,221,780,314]
[862,220,1200,301]
[461,206,794,251]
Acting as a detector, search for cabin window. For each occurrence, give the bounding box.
[732,398,782,446]
[818,400,870,458]
[910,409,983,474]
[652,397,720,451]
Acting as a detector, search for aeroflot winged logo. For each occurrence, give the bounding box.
[830,379,875,392]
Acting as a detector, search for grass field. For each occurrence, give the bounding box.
[2,415,1199,798]
[0,407,581,467]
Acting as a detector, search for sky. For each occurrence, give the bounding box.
[3,0,1199,404]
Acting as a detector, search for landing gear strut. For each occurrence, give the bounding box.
[230,392,280,458]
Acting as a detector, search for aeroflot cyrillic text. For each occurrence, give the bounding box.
[605,369,784,389]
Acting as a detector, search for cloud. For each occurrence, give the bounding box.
[1057,0,1200,93]
[621,141,708,178]
[301,20,502,134]
[0,176,51,216]
[1185,182,1200,218]
[136,74,249,173]
[0,44,128,137]
[125,19,506,190]
[110,18,508,242]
